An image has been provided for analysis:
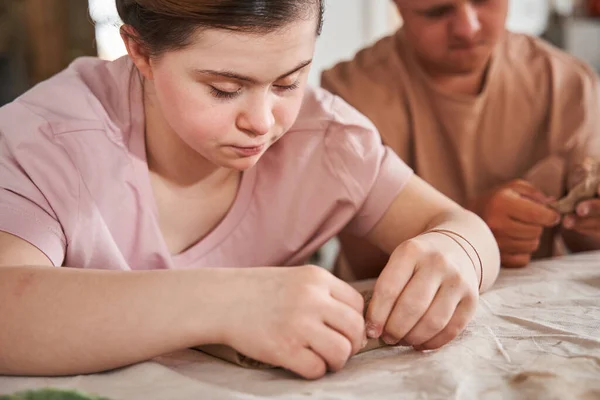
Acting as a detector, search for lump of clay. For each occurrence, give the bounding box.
[548,158,600,214]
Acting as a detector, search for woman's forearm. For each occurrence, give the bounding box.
[0,266,232,376]
[423,209,501,292]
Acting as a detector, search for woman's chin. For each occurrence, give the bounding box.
[220,154,262,171]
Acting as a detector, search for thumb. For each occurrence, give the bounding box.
[365,248,415,338]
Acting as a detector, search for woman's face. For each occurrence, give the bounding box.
[145,17,317,171]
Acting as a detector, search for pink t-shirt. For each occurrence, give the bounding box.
[0,56,413,270]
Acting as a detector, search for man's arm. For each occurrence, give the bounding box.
[562,228,600,252]
[559,74,600,253]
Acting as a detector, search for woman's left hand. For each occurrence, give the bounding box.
[365,234,479,351]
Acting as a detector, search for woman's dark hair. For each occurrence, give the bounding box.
[116,0,324,56]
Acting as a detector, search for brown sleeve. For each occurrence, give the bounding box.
[547,62,600,191]
[321,44,414,163]
[548,63,600,252]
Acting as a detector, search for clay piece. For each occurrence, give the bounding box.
[548,158,600,214]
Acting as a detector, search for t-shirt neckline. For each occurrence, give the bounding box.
[396,29,499,105]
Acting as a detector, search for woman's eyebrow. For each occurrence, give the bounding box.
[193,59,313,84]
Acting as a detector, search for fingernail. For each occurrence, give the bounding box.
[362,336,368,348]
[366,323,379,339]
[577,205,589,217]
[553,215,561,225]
[382,335,398,345]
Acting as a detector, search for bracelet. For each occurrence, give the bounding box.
[425,229,483,291]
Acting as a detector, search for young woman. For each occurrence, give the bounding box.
[0,0,500,380]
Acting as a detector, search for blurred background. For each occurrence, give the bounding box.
[0,0,599,269]
[1,0,600,106]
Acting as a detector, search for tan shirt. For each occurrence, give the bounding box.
[322,30,600,258]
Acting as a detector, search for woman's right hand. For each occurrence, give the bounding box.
[215,265,366,379]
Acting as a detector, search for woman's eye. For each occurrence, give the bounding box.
[273,81,300,92]
[210,86,241,100]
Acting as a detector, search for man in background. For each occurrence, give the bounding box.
[322,0,600,277]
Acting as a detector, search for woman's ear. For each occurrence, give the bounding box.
[120,25,154,80]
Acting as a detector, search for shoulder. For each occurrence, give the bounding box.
[0,56,142,209]
[0,56,142,176]
[499,33,600,159]
[321,33,407,110]
[500,32,598,96]
[285,86,382,160]
[322,33,400,85]
[265,87,409,203]
[4,56,140,146]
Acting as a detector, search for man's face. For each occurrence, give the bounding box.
[395,0,508,75]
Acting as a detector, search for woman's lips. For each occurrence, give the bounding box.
[228,144,265,157]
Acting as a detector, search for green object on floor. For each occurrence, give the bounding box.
[0,388,112,400]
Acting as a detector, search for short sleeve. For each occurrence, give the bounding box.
[574,73,600,162]
[547,60,600,186]
[0,102,69,266]
[324,96,413,237]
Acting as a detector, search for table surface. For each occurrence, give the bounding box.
[2,251,600,400]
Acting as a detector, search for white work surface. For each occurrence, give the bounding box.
[2,251,600,399]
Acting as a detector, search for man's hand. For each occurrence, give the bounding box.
[562,184,600,242]
[469,180,561,268]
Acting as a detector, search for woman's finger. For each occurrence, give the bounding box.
[414,299,477,351]
[401,280,465,346]
[381,261,443,344]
